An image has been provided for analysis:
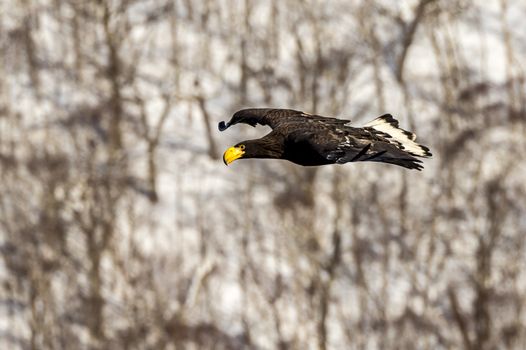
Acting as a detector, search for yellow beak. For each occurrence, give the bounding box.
[223,146,245,165]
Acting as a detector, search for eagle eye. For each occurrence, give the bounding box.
[239,144,246,150]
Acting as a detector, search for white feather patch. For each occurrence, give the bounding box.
[364,115,430,157]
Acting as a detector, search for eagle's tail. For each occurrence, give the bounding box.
[364,114,432,158]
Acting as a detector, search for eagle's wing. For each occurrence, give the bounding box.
[325,133,426,170]
[218,108,350,131]
[288,123,428,170]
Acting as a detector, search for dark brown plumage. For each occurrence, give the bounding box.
[219,108,432,170]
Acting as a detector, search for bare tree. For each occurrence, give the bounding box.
[1,0,526,349]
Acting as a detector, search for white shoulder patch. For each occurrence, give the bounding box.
[364,114,431,157]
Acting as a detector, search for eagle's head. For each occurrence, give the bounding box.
[222,139,282,165]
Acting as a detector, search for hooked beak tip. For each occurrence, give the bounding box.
[222,146,244,166]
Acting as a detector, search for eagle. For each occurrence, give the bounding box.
[219,109,431,170]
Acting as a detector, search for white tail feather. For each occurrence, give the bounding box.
[364,114,431,157]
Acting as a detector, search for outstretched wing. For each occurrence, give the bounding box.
[288,126,427,170]
[327,136,426,170]
[218,108,350,131]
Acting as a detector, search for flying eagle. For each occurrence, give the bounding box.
[219,109,431,170]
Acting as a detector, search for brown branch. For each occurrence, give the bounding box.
[21,1,40,96]
[165,317,246,349]
[101,0,124,154]
[448,287,473,350]
[358,4,385,111]
[195,95,218,160]
[395,0,437,83]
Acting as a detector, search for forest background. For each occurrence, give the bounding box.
[1,0,525,349]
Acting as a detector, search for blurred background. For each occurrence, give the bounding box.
[1,0,525,349]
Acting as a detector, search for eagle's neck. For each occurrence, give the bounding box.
[246,137,284,159]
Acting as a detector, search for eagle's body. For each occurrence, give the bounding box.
[219,109,431,170]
